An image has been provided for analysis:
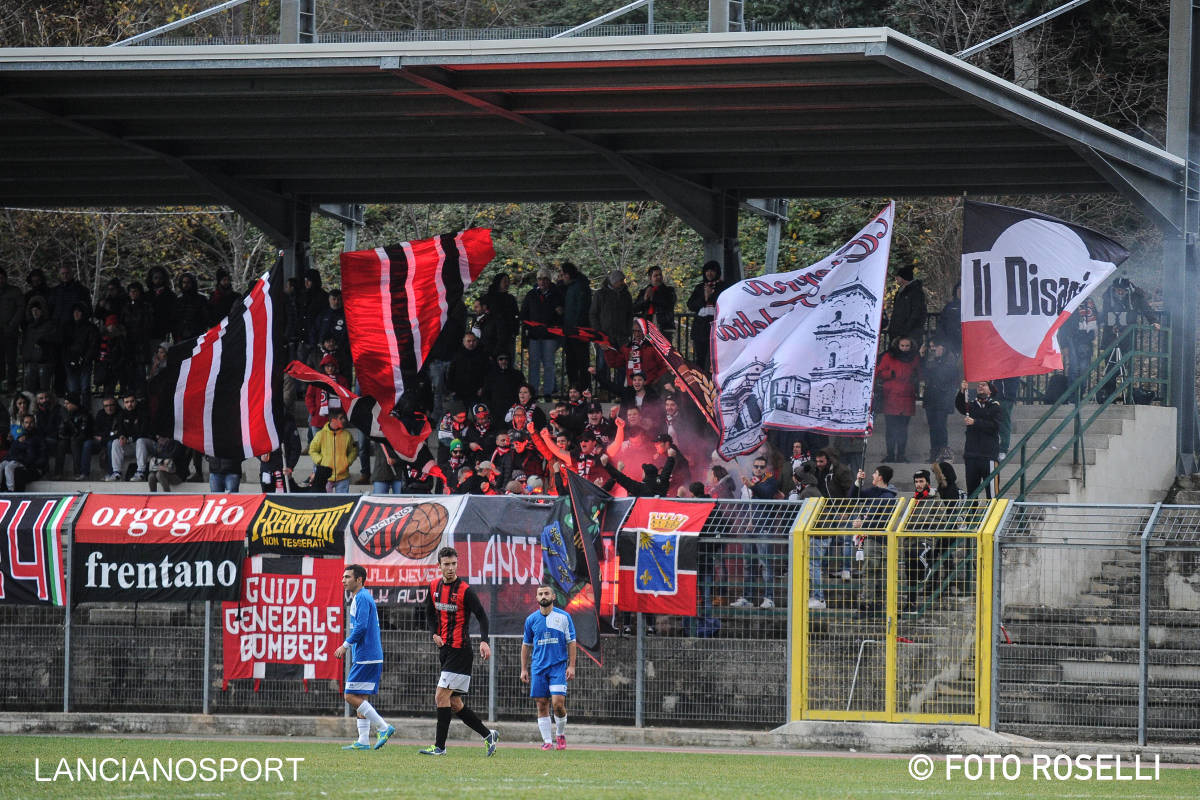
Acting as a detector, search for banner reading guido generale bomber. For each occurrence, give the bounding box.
[222,555,343,689]
[72,494,262,604]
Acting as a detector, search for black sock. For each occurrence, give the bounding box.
[435,706,452,749]
[455,705,492,738]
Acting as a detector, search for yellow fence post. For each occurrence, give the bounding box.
[975,498,1007,729]
[790,496,823,722]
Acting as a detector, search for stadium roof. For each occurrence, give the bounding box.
[0,28,1185,243]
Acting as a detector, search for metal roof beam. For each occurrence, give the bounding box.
[0,94,301,246]
[390,63,726,239]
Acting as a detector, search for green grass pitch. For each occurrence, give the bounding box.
[1,735,1197,800]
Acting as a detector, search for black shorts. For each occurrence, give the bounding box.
[439,645,473,676]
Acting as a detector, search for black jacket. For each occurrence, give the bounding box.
[520,285,563,339]
[888,279,927,344]
[602,456,675,497]
[954,392,1002,460]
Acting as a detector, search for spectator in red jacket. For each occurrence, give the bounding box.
[875,336,919,463]
[304,354,351,438]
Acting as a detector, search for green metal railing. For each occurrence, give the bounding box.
[969,325,1170,500]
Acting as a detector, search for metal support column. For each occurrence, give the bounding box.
[202,601,212,714]
[635,613,645,727]
[1166,0,1199,474]
[1137,503,1163,746]
[280,202,313,282]
[280,0,316,43]
[62,548,72,713]
[708,0,729,33]
[702,193,743,282]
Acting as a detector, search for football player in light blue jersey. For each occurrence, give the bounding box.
[334,564,395,751]
[521,581,577,750]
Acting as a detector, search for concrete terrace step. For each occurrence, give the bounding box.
[1012,417,1126,437]
[1001,621,1198,649]
[1010,403,1137,421]
[998,699,1198,730]
[1001,682,1200,706]
[1001,605,1200,628]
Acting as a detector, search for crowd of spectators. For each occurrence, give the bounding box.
[0,260,1157,501]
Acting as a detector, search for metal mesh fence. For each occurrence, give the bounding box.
[0,605,64,711]
[802,499,987,720]
[68,603,207,713]
[996,503,1200,744]
[1146,506,1200,742]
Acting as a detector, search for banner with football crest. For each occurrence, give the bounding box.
[617,498,713,616]
[344,496,465,605]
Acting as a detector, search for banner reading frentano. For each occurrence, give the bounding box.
[345,496,464,604]
[247,495,357,556]
[72,494,260,604]
[712,203,893,459]
[221,556,343,690]
[617,498,713,616]
[961,201,1127,381]
[0,495,76,606]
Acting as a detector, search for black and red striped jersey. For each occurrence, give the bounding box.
[426,577,489,649]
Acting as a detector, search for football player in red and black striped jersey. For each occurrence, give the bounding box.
[418,547,498,757]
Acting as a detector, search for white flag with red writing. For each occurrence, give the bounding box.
[712,203,893,459]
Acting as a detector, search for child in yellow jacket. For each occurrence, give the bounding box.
[308,410,359,492]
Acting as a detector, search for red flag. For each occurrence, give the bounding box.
[617,498,713,616]
[340,229,494,411]
[149,262,286,458]
[284,361,430,460]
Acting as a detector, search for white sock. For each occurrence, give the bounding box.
[554,714,567,737]
[356,718,371,745]
[358,701,387,729]
[537,716,553,743]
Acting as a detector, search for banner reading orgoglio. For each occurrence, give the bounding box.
[72,494,261,604]
[345,496,464,604]
[222,555,343,689]
[247,495,357,556]
[712,203,894,459]
[0,495,77,607]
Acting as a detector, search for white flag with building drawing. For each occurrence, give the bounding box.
[712,203,894,459]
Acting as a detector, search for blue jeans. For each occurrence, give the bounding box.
[742,539,773,602]
[809,537,829,601]
[331,478,350,493]
[209,473,240,493]
[372,480,404,494]
[528,338,559,397]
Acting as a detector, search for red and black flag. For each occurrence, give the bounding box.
[521,320,617,351]
[340,229,495,413]
[635,318,720,433]
[284,361,431,461]
[149,262,287,458]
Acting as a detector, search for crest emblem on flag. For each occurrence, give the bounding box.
[618,500,713,616]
